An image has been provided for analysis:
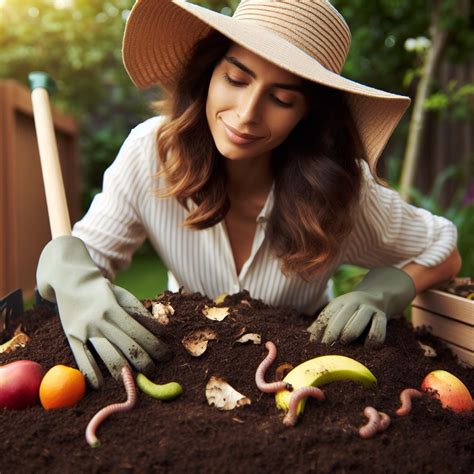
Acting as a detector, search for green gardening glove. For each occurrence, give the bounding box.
[36,236,172,389]
[307,267,416,348]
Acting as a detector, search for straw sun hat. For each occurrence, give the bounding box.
[123,0,411,169]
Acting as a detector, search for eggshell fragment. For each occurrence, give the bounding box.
[0,329,30,354]
[202,306,230,321]
[151,302,175,325]
[205,376,251,410]
[235,333,261,345]
[182,329,218,356]
[417,341,437,358]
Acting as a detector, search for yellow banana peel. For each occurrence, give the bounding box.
[275,355,376,414]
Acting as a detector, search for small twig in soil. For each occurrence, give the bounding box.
[85,366,137,448]
[282,387,325,427]
[359,407,391,439]
[396,388,423,416]
[255,341,292,393]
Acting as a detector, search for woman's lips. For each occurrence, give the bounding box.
[221,120,262,145]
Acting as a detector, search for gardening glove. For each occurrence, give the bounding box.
[36,235,172,389]
[307,267,416,348]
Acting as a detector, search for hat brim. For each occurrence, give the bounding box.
[123,0,411,167]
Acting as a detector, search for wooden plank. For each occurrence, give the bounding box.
[444,342,474,368]
[412,307,474,351]
[3,80,78,135]
[412,289,474,325]
[0,79,80,301]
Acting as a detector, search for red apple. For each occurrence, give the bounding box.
[0,360,45,410]
[421,370,473,413]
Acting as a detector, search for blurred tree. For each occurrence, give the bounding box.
[0,0,156,209]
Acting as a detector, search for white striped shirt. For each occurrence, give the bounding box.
[72,117,458,315]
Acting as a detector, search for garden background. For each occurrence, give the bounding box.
[0,0,473,301]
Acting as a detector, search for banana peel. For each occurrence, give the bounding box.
[275,355,376,415]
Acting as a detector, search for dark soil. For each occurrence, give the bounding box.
[1,290,473,474]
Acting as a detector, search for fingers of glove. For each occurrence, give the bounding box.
[307,302,343,342]
[365,311,387,349]
[89,336,130,381]
[340,305,376,344]
[321,303,360,345]
[98,320,156,375]
[111,284,151,319]
[68,337,103,390]
[106,309,172,361]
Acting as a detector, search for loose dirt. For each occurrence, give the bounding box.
[0,290,472,473]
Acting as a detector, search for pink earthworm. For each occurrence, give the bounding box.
[396,388,423,416]
[282,386,325,427]
[359,406,381,439]
[377,411,391,432]
[255,341,292,393]
[85,366,137,448]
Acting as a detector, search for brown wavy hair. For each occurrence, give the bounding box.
[155,31,367,280]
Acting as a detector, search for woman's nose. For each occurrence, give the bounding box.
[237,88,262,123]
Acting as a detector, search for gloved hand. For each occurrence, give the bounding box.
[37,235,172,389]
[307,267,416,348]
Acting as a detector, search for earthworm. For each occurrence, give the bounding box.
[85,366,137,448]
[359,406,381,439]
[255,341,292,393]
[275,363,294,381]
[282,386,325,427]
[396,388,423,416]
[378,411,391,432]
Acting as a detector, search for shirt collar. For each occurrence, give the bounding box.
[256,183,275,223]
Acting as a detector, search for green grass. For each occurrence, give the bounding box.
[115,254,168,300]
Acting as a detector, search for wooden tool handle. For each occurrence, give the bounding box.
[31,87,71,238]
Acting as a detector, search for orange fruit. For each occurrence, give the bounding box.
[39,364,86,410]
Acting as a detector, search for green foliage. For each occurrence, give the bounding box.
[332,265,368,297]
[0,0,155,209]
[386,158,474,277]
[115,253,168,299]
[407,166,474,277]
[424,81,474,120]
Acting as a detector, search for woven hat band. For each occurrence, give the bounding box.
[233,0,351,73]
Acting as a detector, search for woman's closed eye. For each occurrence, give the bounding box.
[223,73,294,108]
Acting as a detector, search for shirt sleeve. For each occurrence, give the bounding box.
[72,117,163,280]
[343,163,458,269]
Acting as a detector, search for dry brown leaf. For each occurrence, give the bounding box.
[182,328,218,356]
[205,376,251,410]
[202,306,230,321]
[235,333,261,345]
[151,302,175,325]
[0,331,30,354]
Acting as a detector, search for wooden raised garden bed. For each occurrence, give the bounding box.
[412,278,474,367]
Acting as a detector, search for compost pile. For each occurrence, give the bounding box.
[1,290,472,474]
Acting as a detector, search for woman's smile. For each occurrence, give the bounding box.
[221,119,263,146]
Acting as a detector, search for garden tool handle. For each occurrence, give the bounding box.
[29,72,71,238]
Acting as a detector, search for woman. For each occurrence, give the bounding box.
[37,0,461,388]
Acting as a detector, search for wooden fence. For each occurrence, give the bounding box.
[0,80,80,301]
[418,57,474,206]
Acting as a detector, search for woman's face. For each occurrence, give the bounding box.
[206,43,309,163]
